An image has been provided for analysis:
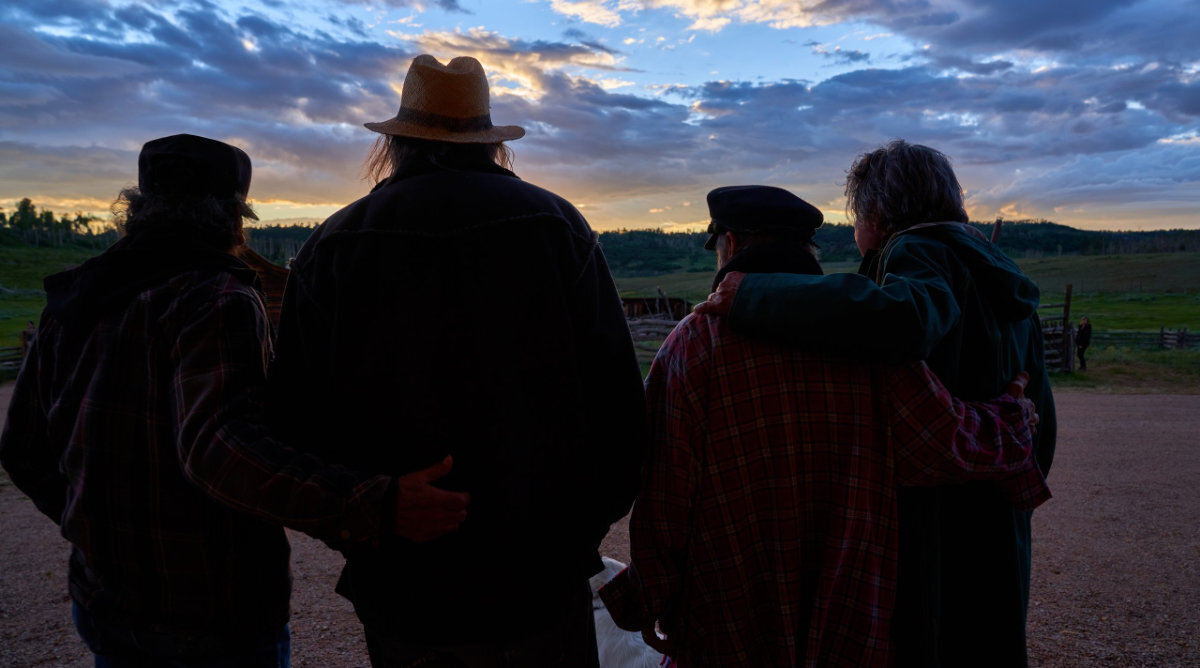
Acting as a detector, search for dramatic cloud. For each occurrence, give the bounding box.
[0,0,1195,230]
[633,0,828,30]
[332,0,470,11]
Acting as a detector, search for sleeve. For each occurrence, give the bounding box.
[598,565,643,631]
[0,335,68,522]
[172,286,394,545]
[605,324,705,632]
[727,242,961,362]
[569,241,649,554]
[887,362,1050,510]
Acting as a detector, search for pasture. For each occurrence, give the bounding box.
[616,252,1200,392]
[615,252,1200,330]
[2,246,1198,382]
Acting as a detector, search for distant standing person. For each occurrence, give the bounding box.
[1077,316,1092,371]
[268,55,647,667]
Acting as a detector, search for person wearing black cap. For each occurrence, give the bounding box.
[702,185,825,290]
[267,55,646,666]
[0,134,469,666]
[698,141,1056,667]
[600,185,1048,666]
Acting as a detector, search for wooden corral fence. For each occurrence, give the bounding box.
[621,293,689,321]
[1040,284,1075,373]
[236,247,289,331]
[0,346,21,380]
[622,289,688,366]
[1160,328,1196,349]
[626,317,679,366]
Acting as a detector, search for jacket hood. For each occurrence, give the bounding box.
[890,222,1040,321]
[44,233,253,334]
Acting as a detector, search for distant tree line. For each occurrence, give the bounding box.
[0,198,115,249]
[595,220,1200,277]
[244,225,315,266]
[971,219,1200,257]
[245,219,1200,275]
[5,201,1196,276]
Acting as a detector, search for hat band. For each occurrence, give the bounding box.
[394,107,494,133]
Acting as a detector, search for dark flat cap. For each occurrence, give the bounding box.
[704,185,823,250]
[138,134,253,204]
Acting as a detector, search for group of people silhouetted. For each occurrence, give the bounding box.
[1,54,1053,668]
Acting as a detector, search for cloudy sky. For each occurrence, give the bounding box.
[2,0,1197,232]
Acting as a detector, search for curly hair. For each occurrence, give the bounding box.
[112,187,255,250]
[844,139,968,234]
[363,135,515,184]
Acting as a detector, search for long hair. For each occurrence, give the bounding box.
[363,135,515,184]
[844,139,968,234]
[734,229,821,262]
[112,187,254,251]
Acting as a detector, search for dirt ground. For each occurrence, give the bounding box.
[1,385,1197,667]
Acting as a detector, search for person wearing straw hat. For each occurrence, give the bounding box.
[1,134,470,666]
[268,55,647,667]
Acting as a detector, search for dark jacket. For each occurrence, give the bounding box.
[1076,322,1092,349]
[268,160,647,643]
[0,235,390,643]
[729,222,1055,667]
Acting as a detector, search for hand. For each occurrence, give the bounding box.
[395,456,470,542]
[1004,371,1039,436]
[641,621,674,655]
[692,271,745,316]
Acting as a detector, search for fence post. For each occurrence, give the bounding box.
[1062,284,1073,372]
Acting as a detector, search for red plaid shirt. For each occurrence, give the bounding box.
[602,312,1047,667]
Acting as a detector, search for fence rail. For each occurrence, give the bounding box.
[1159,328,1195,350]
[1073,330,1197,351]
[627,317,679,365]
[0,346,22,379]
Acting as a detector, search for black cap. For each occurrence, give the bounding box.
[704,185,823,250]
[137,134,254,204]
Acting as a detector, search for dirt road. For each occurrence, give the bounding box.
[1,387,1197,666]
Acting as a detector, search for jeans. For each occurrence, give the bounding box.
[362,579,598,668]
[72,602,290,668]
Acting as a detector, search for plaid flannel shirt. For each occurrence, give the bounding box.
[602,312,1047,667]
[0,264,392,638]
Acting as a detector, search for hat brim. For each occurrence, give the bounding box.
[364,119,525,143]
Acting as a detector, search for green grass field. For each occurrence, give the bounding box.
[2,246,1198,390]
[616,252,1199,392]
[0,245,101,347]
[616,253,1200,331]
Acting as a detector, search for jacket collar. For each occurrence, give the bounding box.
[371,159,518,194]
[712,241,822,292]
[45,233,252,334]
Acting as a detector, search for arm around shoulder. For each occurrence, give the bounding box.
[889,362,1049,509]
[728,268,958,361]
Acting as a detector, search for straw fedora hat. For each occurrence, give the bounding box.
[365,55,525,144]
